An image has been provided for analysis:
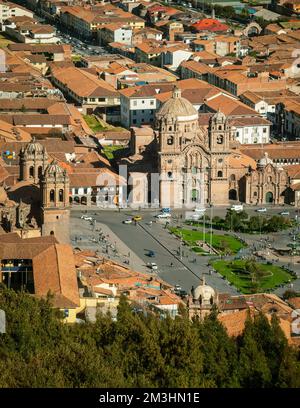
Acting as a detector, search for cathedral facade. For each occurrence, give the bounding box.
[122,86,293,208]
[157,87,231,208]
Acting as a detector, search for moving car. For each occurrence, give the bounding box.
[147,250,155,257]
[132,215,142,221]
[256,208,267,213]
[156,212,171,218]
[81,215,93,221]
[147,262,158,270]
[123,219,132,224]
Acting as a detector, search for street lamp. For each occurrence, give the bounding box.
[210,203,213,254]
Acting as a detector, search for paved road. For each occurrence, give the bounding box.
[70,206,300,296]
[70,209,239,294]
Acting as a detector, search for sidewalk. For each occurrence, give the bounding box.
[70,217,148,273]
[96,222,148,273]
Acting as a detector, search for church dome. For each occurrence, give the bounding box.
[156,86,198,122]
[212,109,226,123]
[194,277,215,302]
[24,137,44,155]
[258,152,273,167]
[44,160,66,177]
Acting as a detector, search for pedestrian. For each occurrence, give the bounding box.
[170,262,173,267]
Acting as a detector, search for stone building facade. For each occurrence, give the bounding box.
[157,87,231,208]
[240,153,289,205]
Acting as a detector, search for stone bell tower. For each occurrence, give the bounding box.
[19,137,48,184]
[208,110,230,205]
[156,86,200,208]
[40,160,70,243]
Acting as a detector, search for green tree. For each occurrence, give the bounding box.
[238,315,272,387]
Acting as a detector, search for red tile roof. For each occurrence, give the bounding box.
[192,18,229,32]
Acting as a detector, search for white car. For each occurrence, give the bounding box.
[194,207,206,213]
[156,213,171,218]
[123,219,132,224]
[231,204,243,212]
[256,208,267,213]
[81,215,93,221]
[147,262,158,270]
[279,211,290,216]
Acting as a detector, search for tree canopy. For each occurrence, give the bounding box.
[0,288,299,388]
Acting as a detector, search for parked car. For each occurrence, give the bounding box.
[279,211,290,216]
[256,207,267,213]
[123,219,132,224]
[194,207,206,213]
[231,204,243,212]
[156,213,171,218]
[162,207,171,213]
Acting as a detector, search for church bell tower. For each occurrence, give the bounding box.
[40,160,70,243]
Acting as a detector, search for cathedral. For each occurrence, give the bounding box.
[157,87,230,207]
[121,86,293,208]
[0,138,70,243]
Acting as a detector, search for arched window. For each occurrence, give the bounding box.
[167,171,173,178]
[169,126,172,131]
[217,171,223,178]
[59,189,64,202]
[217,135,223,144]
[29,166,34,177]
[50,189,55,202]
[38,166,43,178]
[230,174,236,181]
[218,125,222,130]
[167,136,174,145]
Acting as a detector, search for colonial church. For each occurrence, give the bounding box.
[0,139,70,243]
[121,87,294,208]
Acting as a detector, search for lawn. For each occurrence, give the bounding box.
[71,54,82,62]
[83,115,106,133]
[102,145,126,160]
[83,115,126,134]
[169,227,245,255]
[0,34,14,48]
[211,260,295,294]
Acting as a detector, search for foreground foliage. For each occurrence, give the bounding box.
[0,288,299,388]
